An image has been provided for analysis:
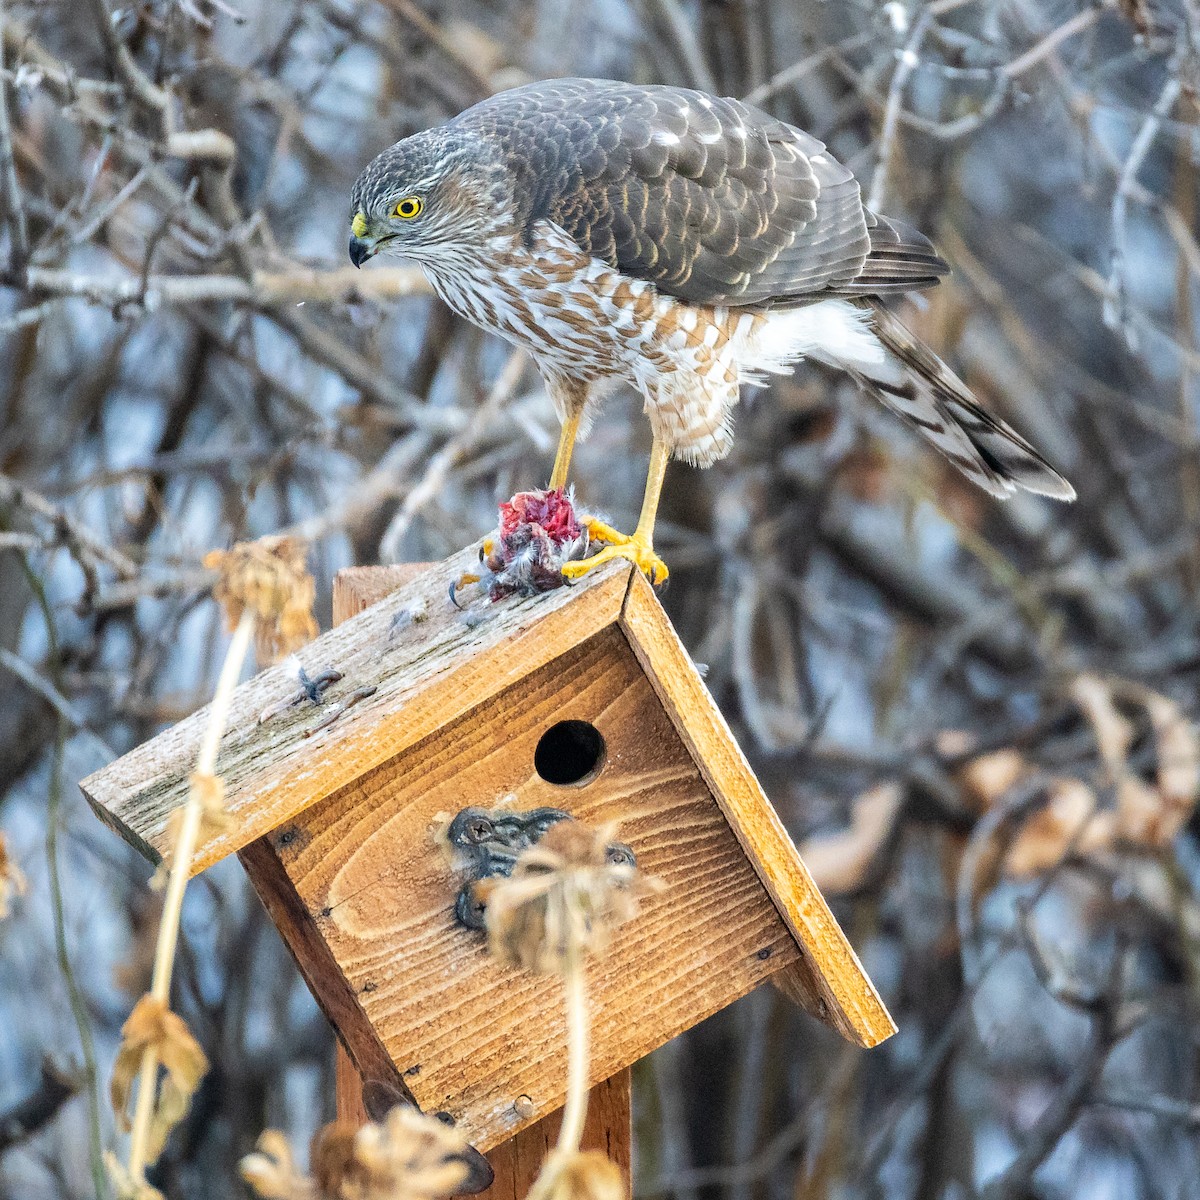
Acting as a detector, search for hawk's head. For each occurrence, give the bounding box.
[348,127,507,268]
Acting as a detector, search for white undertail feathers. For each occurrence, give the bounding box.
[735,299,1074,501]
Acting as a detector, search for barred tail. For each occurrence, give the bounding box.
[838,305,1075,501]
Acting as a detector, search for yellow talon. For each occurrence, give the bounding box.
[564,437,672,585]
[580,517,625,544]
[562,530,669,584]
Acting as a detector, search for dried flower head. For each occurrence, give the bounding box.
[0,832,28,919]
[528,1150,626,1200]
[484,820,656,974]
[241,1129,319,1200]
[203,535,318,663]
[347,1106,474,1200]
[242,1108,477,1200]
[110,996,208,1159]
[309,1121,364,1199]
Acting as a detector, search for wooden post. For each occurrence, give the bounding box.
[331,565,633,1197]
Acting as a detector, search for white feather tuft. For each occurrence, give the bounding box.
[738,300,884,385]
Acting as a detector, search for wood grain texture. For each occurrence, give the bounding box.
[329,565,631,1195]
[270,623,800,1150]
[332,564,427,624]
[79,548,630,875]
[617,570,896,1049]
[466,1071,632,1200]
[331,563,430,1130]
[87,539,893,1135]
[239,834,412,1106]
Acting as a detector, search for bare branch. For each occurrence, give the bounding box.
[0,0,29,276]
[23,264,430,309]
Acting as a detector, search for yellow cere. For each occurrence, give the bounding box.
[393,196,423,219]
[351,211,368,238]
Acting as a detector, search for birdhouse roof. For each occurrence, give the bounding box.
[81,546,894,1051]
[81,546,631,875]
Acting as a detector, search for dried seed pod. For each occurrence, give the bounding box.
[484,819,658,975]
[345,1106,476,1200]
[110,996,208,1159]
[528,1150,626,1200]
[240,1130,318,1200]
[203,535,318,664]
[242,1107,480,1200]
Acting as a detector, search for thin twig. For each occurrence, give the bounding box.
[46,725,108,1198]
[0,474,139,578]
[643,0,717,93]
[20,547,109,1197]
[743,32,874,104]
[0,298,60,333]
[379,347,526,559]
[1105,73,1182,349]
[868,8,933,212]
[978,948,1127,1200]
[376,0,493,98]
[86,0,169,111]
[1001,7,1102,79]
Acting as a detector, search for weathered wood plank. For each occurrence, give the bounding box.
[332,565,424,624]
[270,623,801,1149]
[79,548,630,875]
[617,571,897,1049]
[239,835,411,1106]
[329,563,433,1129]
[335,1047,370,1126]
[464,1071,632,1200]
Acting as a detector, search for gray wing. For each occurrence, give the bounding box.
[454,78,947,306]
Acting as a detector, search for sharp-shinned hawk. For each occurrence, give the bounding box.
[349,78,1074,581]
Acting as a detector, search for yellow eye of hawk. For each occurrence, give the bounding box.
[393,197,423,219]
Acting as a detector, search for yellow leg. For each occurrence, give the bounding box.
[548,409,582,490]
[561,438,670,584]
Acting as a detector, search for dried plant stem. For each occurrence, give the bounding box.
[14,550,107,1194]
[47,726,108,1198]
[557,947,590,1156]
[125,609,255,1183]
[527,949,593,1200]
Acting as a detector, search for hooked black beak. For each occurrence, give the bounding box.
[349,234,375,269]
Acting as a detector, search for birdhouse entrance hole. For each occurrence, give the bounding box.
[534,720,606,785]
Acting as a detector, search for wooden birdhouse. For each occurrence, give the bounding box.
[81,547,895,1183]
